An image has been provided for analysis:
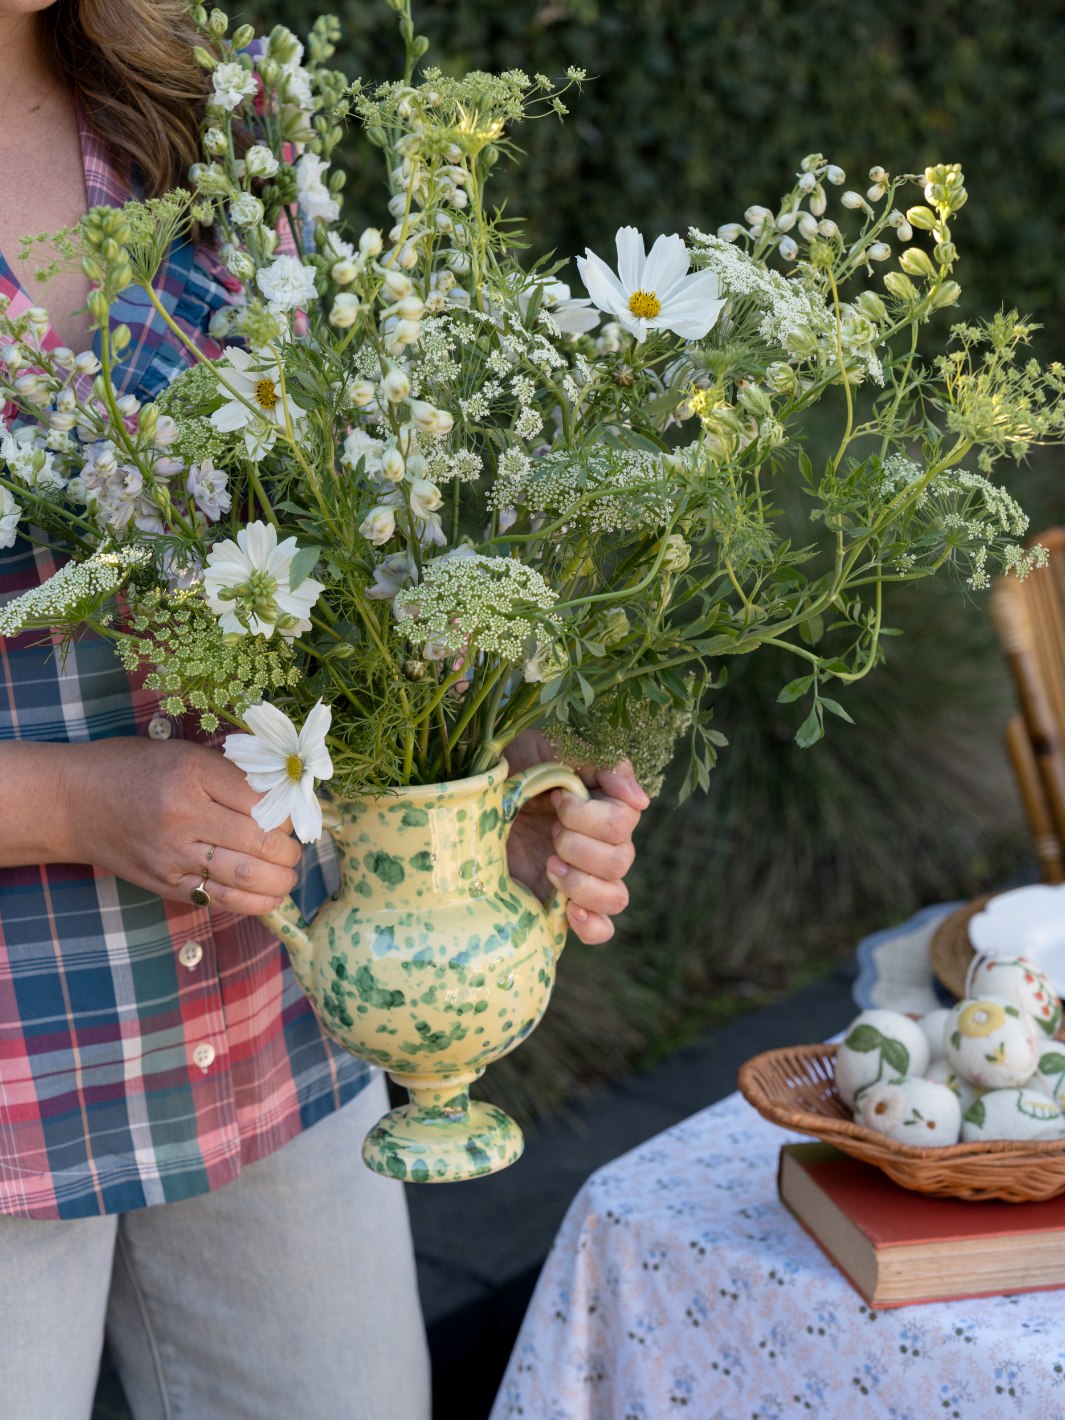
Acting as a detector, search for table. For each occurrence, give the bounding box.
[490,1090,1065,1419]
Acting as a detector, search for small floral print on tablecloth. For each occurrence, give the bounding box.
[490,1092,1065,1420]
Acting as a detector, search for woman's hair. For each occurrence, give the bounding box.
[38,0,209,198]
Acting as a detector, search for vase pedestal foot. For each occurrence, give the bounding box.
[361,1074,524,1183]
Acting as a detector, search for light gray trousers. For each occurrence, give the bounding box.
[0,1073,431,1420]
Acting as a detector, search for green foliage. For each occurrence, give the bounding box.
[252,0,1065,353]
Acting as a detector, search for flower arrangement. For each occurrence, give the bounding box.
[2,0,1064,837]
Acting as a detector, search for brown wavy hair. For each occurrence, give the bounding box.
[38,0,210,198]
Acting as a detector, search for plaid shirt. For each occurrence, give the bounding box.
[0,108,370,1221]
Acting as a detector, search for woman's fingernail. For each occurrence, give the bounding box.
[548,856,569,877]
[551,789,562,808]
[629,778,650,806]
[571,904,588,922]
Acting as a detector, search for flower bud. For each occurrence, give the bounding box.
[208,8,228,36]
[381,367,410,403]
[380,444,405,482]
[895,221,913,243]
[808,186,827,217]
[359,227,384,257]
[883,272,918,302]
[775,210,797,232]
[785,325,819,356]
[116,394,141,417]
[394,318,421,345]
[192,45,218,70]
[74,351,101,374]
[394,242,420,269]
[387,193,408,218]
[329,293,362,328]
[52,347,75,371]
[349,380,376,407]
[445,250,470,274]
[738,385,773,419]
[14,373,39,396]
[841,190,864,209]
[380,270,412,301]
[49,410,77,432]
[906,205,937,231]
[435,212,454,235]
[854,291,888,324]
[930,280,962,309]
[154,415,179,446]
[867,183,886,202]
[744,204,774,228]
[867,242,891,261]
[899,247,936,279]
[244,144,279,179]
[817,219,840,239]
[224,249,256,280]
[934,241,957,266]
[869,166,888,184]
[359,506,396,545]
[0,344,20,368]
[406,398,441,432]
[231,22,254,47]
[778,235,798,261]
[397,296,425,321]
[797,212,819,242]
[204,127,227,156]
[797,172,816,193]
[767,361,798,393]
[331,259,358,285]
[717,223,743,242]
[825,165,845,185]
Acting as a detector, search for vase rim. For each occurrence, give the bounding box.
[328,757,511,805]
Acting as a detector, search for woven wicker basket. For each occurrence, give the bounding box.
[738,1042,1065,1202]
[929,892,999,1000]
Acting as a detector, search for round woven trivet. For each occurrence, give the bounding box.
[738,1041,1065,1202]
[929,891,1000,1000]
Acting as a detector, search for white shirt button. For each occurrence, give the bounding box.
[147,715,173,740]
[192,1042,216,1072]
[178,940,204,971]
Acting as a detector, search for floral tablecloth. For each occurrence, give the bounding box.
[490,1091,1065,1420]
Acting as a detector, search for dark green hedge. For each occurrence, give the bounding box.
[253,0,1065,352]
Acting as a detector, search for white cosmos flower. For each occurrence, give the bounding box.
[204,520,324,641]
[256,254,319,314]
[212,62,258,112]
[223,699,333,843]
[210,346,305,462]
[0,486,21,548]
[518,280,600,335]
[576,227,726,344]
[296,152,340,223]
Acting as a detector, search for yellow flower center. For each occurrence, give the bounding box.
[285,752,304,784]
[253,377,279,412]
[958,1000,1005,1038]
[627,288,662,320]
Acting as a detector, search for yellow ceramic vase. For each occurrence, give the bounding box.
[259,759,589,1183]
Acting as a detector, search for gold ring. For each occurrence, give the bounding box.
[206,846,215,862]
[191,868,211,907]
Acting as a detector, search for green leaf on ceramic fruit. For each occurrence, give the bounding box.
[880,1037,910,1075]
[964,1097,986,1128]
[845,1024,883,1053]
[1040,1053,1065,1074]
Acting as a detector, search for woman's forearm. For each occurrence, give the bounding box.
[0,741,76,866]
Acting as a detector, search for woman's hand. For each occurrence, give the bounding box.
[0,738,301,916]
[502,729,649,944]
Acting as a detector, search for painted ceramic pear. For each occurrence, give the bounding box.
[260,759,589,1183]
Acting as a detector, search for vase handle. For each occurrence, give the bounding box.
[258,798,343,983]
[502,760,591,957]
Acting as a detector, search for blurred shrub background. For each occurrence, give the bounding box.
[252,0,1063,1116]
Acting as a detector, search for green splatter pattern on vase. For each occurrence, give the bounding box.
[259,759,589,1183]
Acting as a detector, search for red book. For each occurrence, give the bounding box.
[778,1142,1065,1308]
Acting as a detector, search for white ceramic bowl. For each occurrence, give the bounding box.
[968,884,1065,995]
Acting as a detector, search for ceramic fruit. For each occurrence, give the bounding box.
[259,759,590,1183]
[860,1076,961,1146]
[945,995,1039,1090]
[917,1007,951,1061]
[834,1009,931,1109]
[964,952,1062,1037]
[925,1057,981,1115]
[961,1086,1065,1142]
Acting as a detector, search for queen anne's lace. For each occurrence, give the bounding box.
[0,543,149,637]
[394,553,557,661]
[489,446,675,532]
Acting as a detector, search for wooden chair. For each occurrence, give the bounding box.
[989,527,1065,884]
